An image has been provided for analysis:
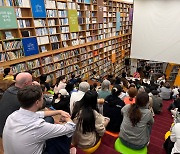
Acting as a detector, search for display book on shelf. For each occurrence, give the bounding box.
[0,0,133,82]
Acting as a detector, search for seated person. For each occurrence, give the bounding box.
[159,82,172,100]
[120,92,154,149]
[72,90,108,149]
[52,89,70,113]
[124,87,137,104]
[98,79,111,99]
[3,68,14,81]
[103,85,125,132]
[3,85,76,154]
[151,90,163,114]
[91,71,100,81]
[40,74,50,91]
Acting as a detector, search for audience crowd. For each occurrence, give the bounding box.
[0,68,179,154]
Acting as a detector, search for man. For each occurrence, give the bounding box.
[3,85,76,154]
[70,82,90,114]
[0,72,33,136]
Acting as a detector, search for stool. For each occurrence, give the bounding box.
[82,139,101,154]
[114,138,147,154]
[105,131,119,138]
[165,131,171,140]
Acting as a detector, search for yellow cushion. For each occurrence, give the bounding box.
[165,131,171,140]
[82,139,101,154]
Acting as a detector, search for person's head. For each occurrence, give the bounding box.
[79,82,90,92]
[77,90,98,134]
[15,72,32,88]
[3,68,13,77]
[58,89,69,100]
[82,90,98,109]
[128,92,149,126]
[111,84,122,97]
[17,85,43,110]
[40,74,47,83]
[138,86,145,93]
[115,77,121,85]
[122,71,126,78]
[128,87,137,100]
[129,83,136,88]
[151,90,159,96]
[71,74,75,79]
[65,82,74,94]
[101,79,111,91]
[41,84,47,93]
[164,82,170,89]
[56,75,66,85]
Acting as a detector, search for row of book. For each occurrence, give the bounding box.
[17,19,31,28]
[3,40,22,51]
[0,0,12,6]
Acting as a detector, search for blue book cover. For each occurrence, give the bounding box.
[116,12,121,32]
[22,37,39,56]
[30,0,46,18]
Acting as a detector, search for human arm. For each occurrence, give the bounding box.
[170,124,176,142]
[94,111,106,136]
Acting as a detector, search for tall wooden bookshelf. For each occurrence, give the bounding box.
[0,0,133,81]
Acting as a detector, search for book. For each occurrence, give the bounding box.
[5,31,14,39]
[21,31,30,37]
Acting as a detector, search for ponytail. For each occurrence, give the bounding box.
[128,104,142,127]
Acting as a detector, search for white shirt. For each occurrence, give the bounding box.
[170,123,180,154]
[70,91,85,114]
[3,108,76,154]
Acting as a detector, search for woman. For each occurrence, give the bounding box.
[98,79,111,99]
[3,68,14,81]
[124,87,137,104]
[103,84,125,132]
[54,75,67,94]
[120,92,154,149]
[72,90,107,149]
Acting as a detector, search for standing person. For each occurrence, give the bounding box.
[120,92,154,149]
[0,72,33,137]
[3,85,76,154]
[103,85,125,132]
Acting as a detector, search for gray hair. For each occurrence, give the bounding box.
[101,79,111,90]
[79,82,90,92]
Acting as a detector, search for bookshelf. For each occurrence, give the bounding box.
[0,0,133,82]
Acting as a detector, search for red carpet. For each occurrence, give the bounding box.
[77,100,173,154]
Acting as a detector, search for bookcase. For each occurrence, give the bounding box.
[0,0,133,82]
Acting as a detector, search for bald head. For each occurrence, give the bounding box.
[15,72,32,88]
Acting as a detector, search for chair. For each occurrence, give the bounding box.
[114,138,147,154]
[82,139,101,154]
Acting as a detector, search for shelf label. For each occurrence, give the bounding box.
[30,0,46,18]
[68,9,79,32]
[22,37,39,56]
[116,12,121,31]
[0,7,18,29]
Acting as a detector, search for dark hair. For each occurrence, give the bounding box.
[40,84,46,92]
[111,84,122,97]
[3,68,10,77]
[115,77,121,85]
[72,90,98,134]
[17,85,42,109]
[65,82,74,94]
[71,74,75,79]
[151,90,159,95]
[40,74,47,83]
[55,75,66,86]
[128,92,149,126]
